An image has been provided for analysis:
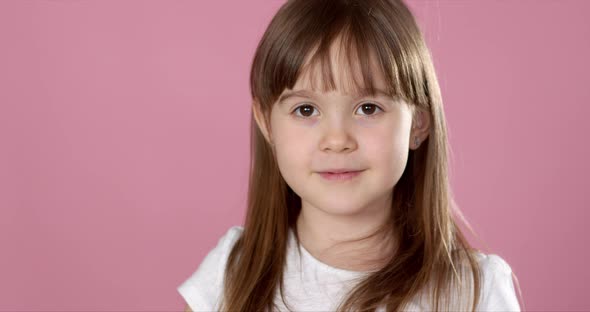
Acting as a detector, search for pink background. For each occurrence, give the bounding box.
[1,0,588,310]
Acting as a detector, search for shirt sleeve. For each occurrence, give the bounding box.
[177,225,244,312]
[476,254,521,311]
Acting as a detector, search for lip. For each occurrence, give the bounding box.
[318,170,364,181]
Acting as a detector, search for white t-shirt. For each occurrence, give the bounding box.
[178,225,521,311]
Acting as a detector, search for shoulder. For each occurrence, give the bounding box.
[218,225,245,247]
[177,225,244,312]
[475,252,512,272]
[474,252,521,311]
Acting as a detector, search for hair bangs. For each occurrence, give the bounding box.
[297,27,392,99]
[251,0,422,114]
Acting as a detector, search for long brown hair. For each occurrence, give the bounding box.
[220,0,489,310]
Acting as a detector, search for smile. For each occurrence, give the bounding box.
[318,170,364,181]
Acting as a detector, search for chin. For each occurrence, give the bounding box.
[315,200,369,216]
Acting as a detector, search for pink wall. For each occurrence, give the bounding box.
[1,0,588,310]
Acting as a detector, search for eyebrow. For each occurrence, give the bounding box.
[277,88,395,105]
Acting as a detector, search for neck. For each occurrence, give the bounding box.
[295,193,397,272]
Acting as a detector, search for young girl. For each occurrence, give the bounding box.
[178,0,522,311]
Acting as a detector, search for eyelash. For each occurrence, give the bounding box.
[291,102,384,119]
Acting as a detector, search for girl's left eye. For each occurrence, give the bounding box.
[356,103,384,116]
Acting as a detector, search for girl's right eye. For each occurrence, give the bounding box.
[292,104,318,118]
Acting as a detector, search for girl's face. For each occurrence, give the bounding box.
[254,40,429,218]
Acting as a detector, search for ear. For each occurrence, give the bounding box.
[252,99,273,145]
[410,106,431,150]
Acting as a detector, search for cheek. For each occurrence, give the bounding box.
[272,120,312,174]
[363,125,410,177]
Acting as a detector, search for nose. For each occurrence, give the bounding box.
[318,118,358,153]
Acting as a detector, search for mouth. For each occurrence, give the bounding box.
[317,170,365,181]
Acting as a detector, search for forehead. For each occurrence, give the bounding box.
[291,33,388,97]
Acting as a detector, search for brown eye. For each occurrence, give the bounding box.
[293,105,318,118]
[356,103,383,116]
